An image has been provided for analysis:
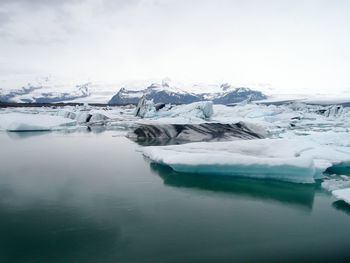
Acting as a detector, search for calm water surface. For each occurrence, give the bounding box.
[0,131,349,262]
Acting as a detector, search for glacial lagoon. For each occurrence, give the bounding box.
[0,131,349,262]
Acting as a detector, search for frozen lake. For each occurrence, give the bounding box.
[0,131,349,262]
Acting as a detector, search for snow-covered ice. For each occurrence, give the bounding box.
[332,188,350,204]
[143,137,350,184]
[321,177,350,191]
[0,112,76,131]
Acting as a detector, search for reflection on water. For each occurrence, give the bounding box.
[150,163,316,211]
[130,137,185,146]
[5,126,125,140]
[6,131,52,140]
[0,203,122,262]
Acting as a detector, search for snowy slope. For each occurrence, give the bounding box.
[0,77,91,103]
[0,76,119,104]
[109,79,266,105]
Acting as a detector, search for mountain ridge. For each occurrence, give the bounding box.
[109,81,267,105]
[1,78,267,104]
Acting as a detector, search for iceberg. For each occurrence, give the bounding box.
[0,113,76,131]
[56,108,112,125]
[143,138,350,184]
[134,96,157,118]
[128,122,265,142]
[134,98,214,121]
[88,112,110,123]
[56,109,77,120]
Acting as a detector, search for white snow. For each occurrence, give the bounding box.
[321,177,350,191]
[332,188,350,204]
[0,112,76,131]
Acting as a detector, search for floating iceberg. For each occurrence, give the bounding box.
[134,98,213,121]
[128,122,265,142]
[143,138,350,184]
[332,188,350,204]
[134,96,158,118]
[56,109,77,120]
[56,108,116,125]
[0,113,76,131]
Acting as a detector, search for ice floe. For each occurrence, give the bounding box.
[143,138,350,184]
[332,188,350,204]
[0,112,76,131]
[321,176,350,191]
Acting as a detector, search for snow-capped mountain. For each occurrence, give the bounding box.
[109,79,201,105]
[0,84,42,102]
[109,79,267,105]
[1,77,267,105]
[212,85,267,104]
[0,78,91,103]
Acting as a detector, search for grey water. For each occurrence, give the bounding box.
[0,131,349,262]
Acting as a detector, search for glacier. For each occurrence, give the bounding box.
[0,82,91,103]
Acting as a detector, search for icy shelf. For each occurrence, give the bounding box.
[143,138,350,184]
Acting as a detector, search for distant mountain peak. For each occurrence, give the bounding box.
[220,83,232,91]
[1,78,267,104]
[109,81,266,105]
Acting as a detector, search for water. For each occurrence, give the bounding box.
[0,131,349,262]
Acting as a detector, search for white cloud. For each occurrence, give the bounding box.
[0,0,349,93]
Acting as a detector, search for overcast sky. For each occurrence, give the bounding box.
[0,0,349,93]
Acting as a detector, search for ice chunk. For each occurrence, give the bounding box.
[143,138,350,184]
[134,97,213,121]
[332,188,350,204]
[321,177,350,191]
[89,112,110,123]
[134,96,156,118]
[324,105,344,118]
[76,112,92,123]
[163,101,213,120]
[128,122,265,142]
[0,113,76,131]
[56,109,77,120]
[56,107,111,124]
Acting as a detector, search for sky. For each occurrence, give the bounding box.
[0,0,349,94]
